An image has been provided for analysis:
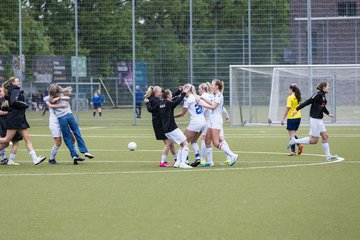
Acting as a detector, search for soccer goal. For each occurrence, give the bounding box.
[229,64,360,126]
[56,82,101,110]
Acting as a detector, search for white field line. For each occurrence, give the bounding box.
[30,134,360,138]
[0,158,344,177]
[0,152,346,177]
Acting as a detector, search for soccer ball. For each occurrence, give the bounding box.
[128,142,137,151]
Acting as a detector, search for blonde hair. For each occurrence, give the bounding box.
[48,84,72,101]
[0,87,9,109]
[199,82,212,94]
[2,77,18,97]
[212,79,224,93]
[144,86,154,99]
[144,86,161,99]
[183,83,198,98]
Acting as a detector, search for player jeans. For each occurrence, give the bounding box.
[57,113,88,158]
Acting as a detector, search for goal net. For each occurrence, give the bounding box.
[229,65,360,125]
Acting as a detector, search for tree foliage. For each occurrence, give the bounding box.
[0,0,290,85]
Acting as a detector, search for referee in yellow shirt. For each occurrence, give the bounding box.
[281,84,303,156]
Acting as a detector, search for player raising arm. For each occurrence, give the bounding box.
[288,81,339,161]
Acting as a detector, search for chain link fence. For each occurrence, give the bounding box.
[1,0,359,123]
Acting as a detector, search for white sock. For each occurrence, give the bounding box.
[50,145,59,160]
[181,147,189,164]
[9,152,16,161]
[173,153,177,161]
[191,142,200,159]
[201,140,207,161]
[322,142,331,158]
[220,140,231,160]
[295,137,311,145]
[177,147,183,162]
[29,149,38,163]
[218,142,235,158]
[0,149,5,160]
[206,147,213,164]
[161,154,167,163]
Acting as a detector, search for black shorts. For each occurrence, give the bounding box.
[93,104,102,110]
[287,118,301,131]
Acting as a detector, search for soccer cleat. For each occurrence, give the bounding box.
[73,156,85,165]
[7,160,20,166]
[229,154,239,167]
[84,152,94,159]
[327,155,339,161]
[190,159,201,167]
[34,156,46,166]
[298,144,303,155]
[287,137,296,149]
[179,162,193,169]
[0,158,8,165]
[200,162,215,167]
[220,159,231,165]
[48,159,57,164]
[288,152,296,156]
[159,162,171,167]
[200,159,206,165]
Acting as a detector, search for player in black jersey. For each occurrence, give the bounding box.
[287,81,339,161]
[144,86,177,167]
[145,86,192,168]
[0,87,22,165]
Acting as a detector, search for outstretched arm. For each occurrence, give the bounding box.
[174,107,188,118]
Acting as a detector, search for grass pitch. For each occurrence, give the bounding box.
[0,109,359,240]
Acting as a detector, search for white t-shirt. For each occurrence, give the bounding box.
[200,92,214,120]
[183,94,205,121]
[43,96,57,122]
[209,92,224,124]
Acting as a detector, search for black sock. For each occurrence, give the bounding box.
[93,112,96,117]
[99,112,102,117]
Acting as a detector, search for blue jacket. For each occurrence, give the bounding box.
[92,94,104,105]
[135,90,143,104]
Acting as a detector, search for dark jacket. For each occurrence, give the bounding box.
[5,85,30,129]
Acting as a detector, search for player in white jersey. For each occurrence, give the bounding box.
[197,79,238,167]
[175,84,206,167]
[198,82,214,165]
[44,94,76,164]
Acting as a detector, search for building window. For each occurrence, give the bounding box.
[338,2,357,16]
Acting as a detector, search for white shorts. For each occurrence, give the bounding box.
[208,122,222,130]
[165,128,187,145]
[49,119,61,138]
[201,120,211,136]
[187,118,207,133]
[309,117,326,137]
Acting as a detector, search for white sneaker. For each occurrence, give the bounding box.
[34,156,46,165]
[229,154,239,166]
[179,162,193,169]
[7,160,20,166]
[173,160,181,168]
[287,137,296,149]
[327,155,338,161]
[84,152,94,159]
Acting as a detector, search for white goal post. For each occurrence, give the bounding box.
[229,64,360,126]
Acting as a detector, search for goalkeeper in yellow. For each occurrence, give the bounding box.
[281,84,303,156]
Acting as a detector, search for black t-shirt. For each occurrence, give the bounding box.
[296,90,329,119]
[149,92,186,133]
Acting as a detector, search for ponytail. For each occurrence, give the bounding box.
[289,84,301,104]
[144,86,154,99]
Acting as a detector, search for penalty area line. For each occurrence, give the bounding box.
[0,157,344,177]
